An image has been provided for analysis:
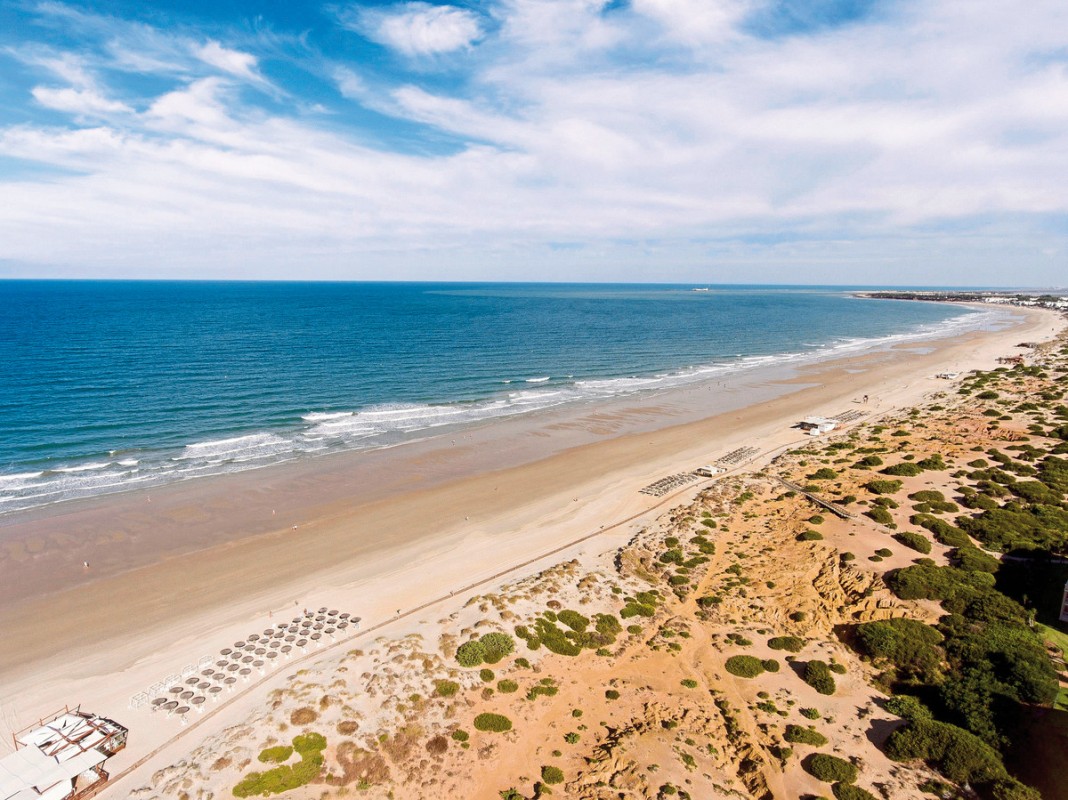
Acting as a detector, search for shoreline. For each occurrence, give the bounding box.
[0,304,1016,607]
[0,305,1062,796]
[0,298,1001,524]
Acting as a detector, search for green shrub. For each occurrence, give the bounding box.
[803,661,836,695]
[233,733,327,798]
[800,707,821,720]
[456,640,486,667]
[480,632,516,664]
[832,784,877,800]
[762,659,780,672]
[886,564,995,603]
[497,679,519,694]
[865,479,903,495]
[556,610,590,633]
[798,529,824,541]
[803,753,857,784]
[479,668,495,682]
[854,618,943,682]
[257,746,293,763]
[681,679,698,688]
[917,455,948,471]
[882,463,924,477]
[451,729,469,742]
[875,548,893,557]
[950,546,1000,573]
[725,655,766,678]
[473,713,513,732]
[784,725,828,746]
[541,765,564,785]
[912,514,971,547]
[884,694,933,722]
[809,468,838,480]
[884,719,1006,785]
[768,636,806,653]
[435,680,460,697]
[854,455,884,469]
[605,689,620,700]
[894,531,932,554]
[864,507,894,526]
[291,732,326,754]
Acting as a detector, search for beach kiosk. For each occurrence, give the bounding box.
[1,707,127,800]
[799,417,838,436]
[694,465,726,477]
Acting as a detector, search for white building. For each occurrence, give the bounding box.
[0,709,127,800]
[799,417,838,436]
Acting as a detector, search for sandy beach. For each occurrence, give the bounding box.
[0,304,1062,799]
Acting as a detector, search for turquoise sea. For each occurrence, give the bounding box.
[0,282,1004,515]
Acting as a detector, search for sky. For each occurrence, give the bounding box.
[0,0,1066,285]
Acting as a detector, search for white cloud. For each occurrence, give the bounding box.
[0,0,1067,283]
[194,41,262,82]
[346,2,483,56]
[31,85,131,117]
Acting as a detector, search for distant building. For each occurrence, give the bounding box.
[694,465,725,477]
[1061,580,1068,623]
[0,707,127,800]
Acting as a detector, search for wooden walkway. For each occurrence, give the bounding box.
[775,477,856,520]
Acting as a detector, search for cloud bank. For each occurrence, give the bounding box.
[0,0,1065,284]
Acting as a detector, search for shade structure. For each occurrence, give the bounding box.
[180,691,193,700]
[162,701,178,710]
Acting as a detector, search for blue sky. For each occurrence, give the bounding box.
[1,0,1066,284]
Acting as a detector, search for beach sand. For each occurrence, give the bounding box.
[0,304,1061,798]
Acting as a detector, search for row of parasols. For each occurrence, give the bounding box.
[145,608,359,723]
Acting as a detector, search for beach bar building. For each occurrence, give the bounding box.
[799,417,838,436]
[0,708,127,800]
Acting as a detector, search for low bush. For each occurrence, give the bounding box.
[480,632,516,664]
[784,725,828,746]
[865,507,894,526]
[762,659,780,672]
[473,713,513,732]
[725,655,765,678]
[540,766,565,785]
[233,733,326,798]
[884,694,933,722]
[798,529,824,541]
[854,618,943,683]
[435,680,460,697]
[950,546,1000,573]
[832,784,877,800]
[803,661,836,695]
[865,479,903,495]
[884,719,1006,785]
[894,531,932,554]
[768,635,806,653]
[456,640,486,667]
[257,746,293,764]
[803,753,857,784]
[882,463,924,477]
[497,679,518,693]
[809,468,838,480]
[479,668,494,682]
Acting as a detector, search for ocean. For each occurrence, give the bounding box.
[0,281,1005,516]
